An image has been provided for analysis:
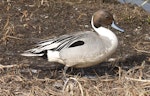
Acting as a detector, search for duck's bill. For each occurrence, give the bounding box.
[111,21,124,32]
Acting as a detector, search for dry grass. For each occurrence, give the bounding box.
[0,16,21,45]
[0,61,149,96]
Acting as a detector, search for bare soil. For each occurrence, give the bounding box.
[0,0,150,96]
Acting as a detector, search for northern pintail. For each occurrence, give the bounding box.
[21,10,124,72]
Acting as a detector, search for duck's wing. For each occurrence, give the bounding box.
[21,33,84,57]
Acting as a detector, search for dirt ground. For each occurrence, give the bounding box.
[0,0,150,96]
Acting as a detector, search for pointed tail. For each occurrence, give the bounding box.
[21,48,44,57]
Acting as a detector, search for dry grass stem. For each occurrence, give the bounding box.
[0,64,20,69]
[63,77,84,96]
[1,16,21,44]
[125,76,150,82]
[133,41,150,53]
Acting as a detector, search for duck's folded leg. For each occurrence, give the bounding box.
[63,66,69,76]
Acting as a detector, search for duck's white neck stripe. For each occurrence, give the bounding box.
[91,16,118,47]
[91,16,109,36]
[91,16,96,31]
[91,16,105,35]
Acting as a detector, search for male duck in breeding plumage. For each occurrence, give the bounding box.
[21,10,124,72]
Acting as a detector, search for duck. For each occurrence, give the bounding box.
[21,9,124,72]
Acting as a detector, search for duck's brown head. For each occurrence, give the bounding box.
[92,10,124,32]
[93,10,113,28]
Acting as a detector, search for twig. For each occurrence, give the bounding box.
[133,46,150,53]
[141,0,150,6]
[0,64,19,69]
[0,64,28,69]
[63,77,84,96]
[3,16,10,30]
[125,76,150,83]
[133,41,150,53]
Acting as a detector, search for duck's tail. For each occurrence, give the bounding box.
[21,48,46,57]
[21,40,56,57]
[21,48,63,63]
